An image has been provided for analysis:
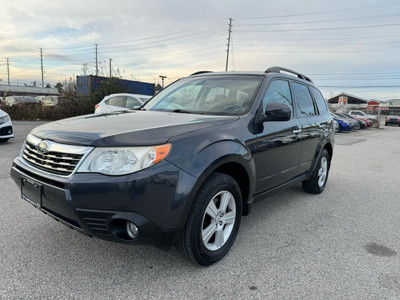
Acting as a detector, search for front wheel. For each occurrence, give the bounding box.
[0,138,9,143]
[176,173,242,266]
[302,149,330,194]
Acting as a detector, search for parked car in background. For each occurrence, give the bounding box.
[4,96,38,106]
[341,112,371,128]
[334,112,364,129]
[36,96,59,106]
[0,109,14,142]
[385,115,400,126]
[331,113,352,132]
[333,119,339,132]
[94,93,152,114]
[348,110,377,120]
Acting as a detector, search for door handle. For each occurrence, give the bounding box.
[293,129,302,134]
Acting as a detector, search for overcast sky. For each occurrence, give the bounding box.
[0,0,399,100]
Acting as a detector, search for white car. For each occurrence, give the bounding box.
[348,110,377,120]
[0,109,14,142]
[94,93,152,114]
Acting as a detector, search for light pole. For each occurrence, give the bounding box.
[159,75,167,88]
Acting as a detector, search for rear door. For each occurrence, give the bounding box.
[291,82,323,175]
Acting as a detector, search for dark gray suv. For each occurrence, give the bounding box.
[11,67,334,265]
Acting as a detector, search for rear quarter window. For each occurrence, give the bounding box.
[310,87,328,115]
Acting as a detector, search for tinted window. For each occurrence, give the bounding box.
[310,87,328,114]
[262,80,293,116]
[126,97,141,109]
[292,82,315,117]
[107,96,126,107]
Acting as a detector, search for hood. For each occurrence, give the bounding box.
[31,110,238,146]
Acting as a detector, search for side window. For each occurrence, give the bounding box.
[310,87,328,115]
[107,96,126,108]
[292,82,316,117]
[262,80,293,116]
[126,97,141,109]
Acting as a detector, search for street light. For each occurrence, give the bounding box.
[159,75,167,88]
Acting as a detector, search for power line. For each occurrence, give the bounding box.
[236,12,400,27]
[232,49,400,53]
[318,85,400,88]
[235,34,400,41]
[99,20,226,46]
[235,2,400,20]
[233,41,400,47]
[236,22,400,32]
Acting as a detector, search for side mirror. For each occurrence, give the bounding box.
[264,103,291,122]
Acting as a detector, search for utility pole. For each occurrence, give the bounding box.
[95,44,99,76]
[109,58,112,78]
[225,18,233,72]
[159,75,167,87]
[6,58,10,85]
[40,48,44,88]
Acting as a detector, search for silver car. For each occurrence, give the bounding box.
[94,93,151,114]
[0,109,14,142]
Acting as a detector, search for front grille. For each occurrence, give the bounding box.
[22,141,84,176]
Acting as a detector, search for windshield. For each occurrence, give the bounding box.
[143,75,263,115]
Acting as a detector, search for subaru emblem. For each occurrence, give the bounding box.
[38,141,49,153]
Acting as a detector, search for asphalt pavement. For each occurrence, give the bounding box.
[1,121,400,299]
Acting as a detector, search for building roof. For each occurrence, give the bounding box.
[331,92,368,102]
[0,84,59,95]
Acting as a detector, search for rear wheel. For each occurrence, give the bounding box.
[176,173,242,266]
[302,149,330,194]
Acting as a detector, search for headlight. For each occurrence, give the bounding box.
[77,144,171,175]
[0,115,10,124]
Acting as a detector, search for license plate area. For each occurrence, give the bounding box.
[21,178,42,209]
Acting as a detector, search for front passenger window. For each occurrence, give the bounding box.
[263,80,293,116]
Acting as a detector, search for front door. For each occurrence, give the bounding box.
[254,79,302,193]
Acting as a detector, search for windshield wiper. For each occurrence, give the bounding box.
[86,110,134,118]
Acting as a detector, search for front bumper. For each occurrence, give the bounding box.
[11,157,198,250]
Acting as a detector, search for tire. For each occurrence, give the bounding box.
[302,149,330,194]
[0,138,9,143]
[176,173,242,266]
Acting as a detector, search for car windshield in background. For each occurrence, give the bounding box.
[143,75,263,115]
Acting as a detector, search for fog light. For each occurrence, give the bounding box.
[126,221,139,239]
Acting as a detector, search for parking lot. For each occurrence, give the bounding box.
[1,121,400,299]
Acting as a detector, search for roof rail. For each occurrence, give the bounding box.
[190,71,213,76]
[265,66,313,83]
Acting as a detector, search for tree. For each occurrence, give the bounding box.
[90,78,125,105]
[55,82,64,94]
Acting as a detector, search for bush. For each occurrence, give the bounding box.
[0,97,95,121]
